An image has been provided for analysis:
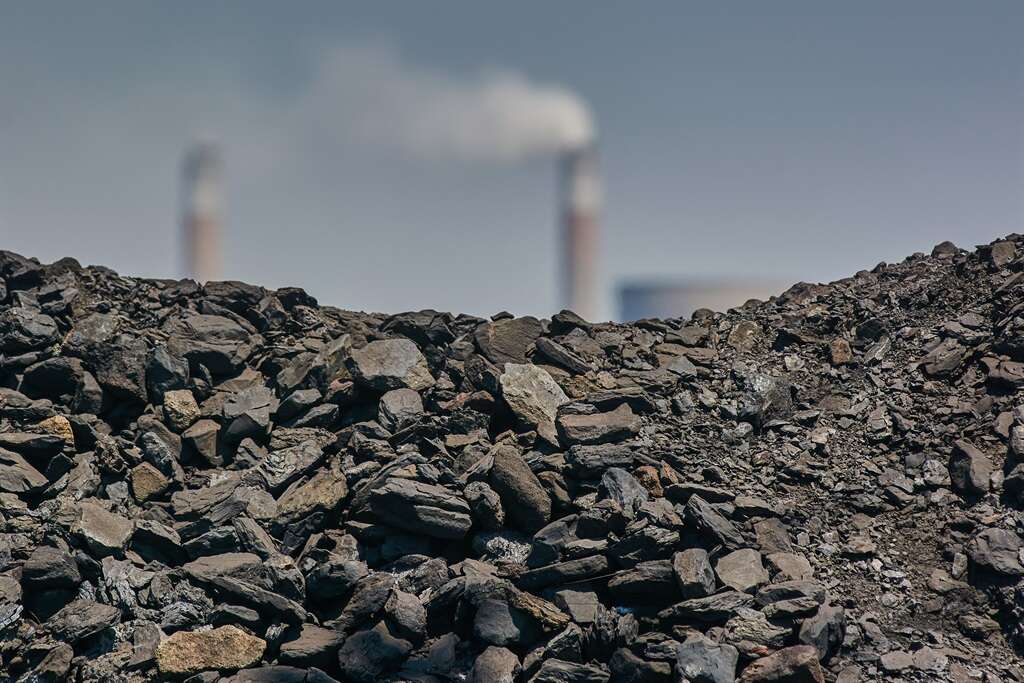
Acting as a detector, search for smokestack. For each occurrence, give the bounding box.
[560,145,601,321]
[181,142,223,283]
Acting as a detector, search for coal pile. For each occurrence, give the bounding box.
[1,236,1024,682]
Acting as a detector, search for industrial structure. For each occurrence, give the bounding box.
[559,145,601,321]
[618,279,787,322]
[181,142,223,283]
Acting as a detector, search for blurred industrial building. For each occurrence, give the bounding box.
[560,145,601,322]
[181,142,223,283]
[618,279,786,322]
[176,140,786,322]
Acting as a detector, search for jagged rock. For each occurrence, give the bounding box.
[519,555,610,591]
[471,646,521,683]
[378,387,424,432]
[130,462,170,502]
[182,418,222,466]
[46,599,121,643]
[276,466,348,526]
[347,338,434,391]
[798,604,846,661]
[736,645,824,682]
[278,624,344,668]
[919,338,967,378]
[336,623,413,683]
[22,545,81,588]
[607,560,678,604]
[557,403,640,446]
[0,447,47,493]
[475,316,543,365]
[489,443,552,533]
[165,313,255,375]
[72,500,133,556]
[968,527,1024,576]
[675,633,738,683]
[256,440,325,493]
[659,591,754,625]
[162,388,200,431]
[0,306,58,352]
[598,467,648,517]
[465,480,505,530]
[715,549,769,594]
[948,439,992,496]
[368,477,471,539]
[156,625,266,676]
[500,363,569,444]
[685,496,743,549]
[724,607,789,653]
[529,658,610,683]
[674,548,716,598]
[566,444,634,478]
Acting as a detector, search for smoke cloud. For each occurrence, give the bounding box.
[301,44,595,162]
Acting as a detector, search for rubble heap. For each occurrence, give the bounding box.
[1,236,1024,682]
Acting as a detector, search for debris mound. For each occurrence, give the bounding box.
[1,236,1023,682]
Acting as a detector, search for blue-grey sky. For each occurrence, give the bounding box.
[1,2,1021,319]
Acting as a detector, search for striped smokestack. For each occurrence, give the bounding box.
[181,142,223,283]
[560,145,601,321]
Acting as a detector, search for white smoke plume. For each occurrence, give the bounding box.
[300,43,595,162]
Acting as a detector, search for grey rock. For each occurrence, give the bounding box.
[566,444,635,478]
[675,633,738,683]
[607,559,679,604]
[378,387,424,432]
[347,338,434,391]
[557,403,641,446]
[598,467,648,517]
[465,480,505,531]
[471,645,520,683]
[368,477,471,539]
[0,447,47,494]
[685,496,743,550]
[72,500,133,556]
[969,527,1024,575]
[489,443,552,533]
[500,363,569,443]
[164,313,256,375]
[798,603,846,661]
[22,545,81,588]
[336,623,413,683]
[529,658,610,683]
[714,549,769,594]
[475,317,543,365]
[948,439,992,497]
[0,306,58,353]
[736,645,824,682]
[673,548,716,598]
[46,598,121,643]
[278,624,344,669]
[659,591,755,625]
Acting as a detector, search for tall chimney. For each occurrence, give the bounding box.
[181,142,223,283]
[560,145,601,321]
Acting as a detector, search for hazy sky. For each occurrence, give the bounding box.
[1,2,1021,320]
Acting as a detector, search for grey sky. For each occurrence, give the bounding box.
[1,2,1021,319]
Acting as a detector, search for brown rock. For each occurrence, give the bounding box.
[130,462,170,502]
[156,625,266,676]
[162,388,200,432]
[37,415,75,448]
[829,338,853,366]
[738,645,824,682]
[557,403,641,446]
